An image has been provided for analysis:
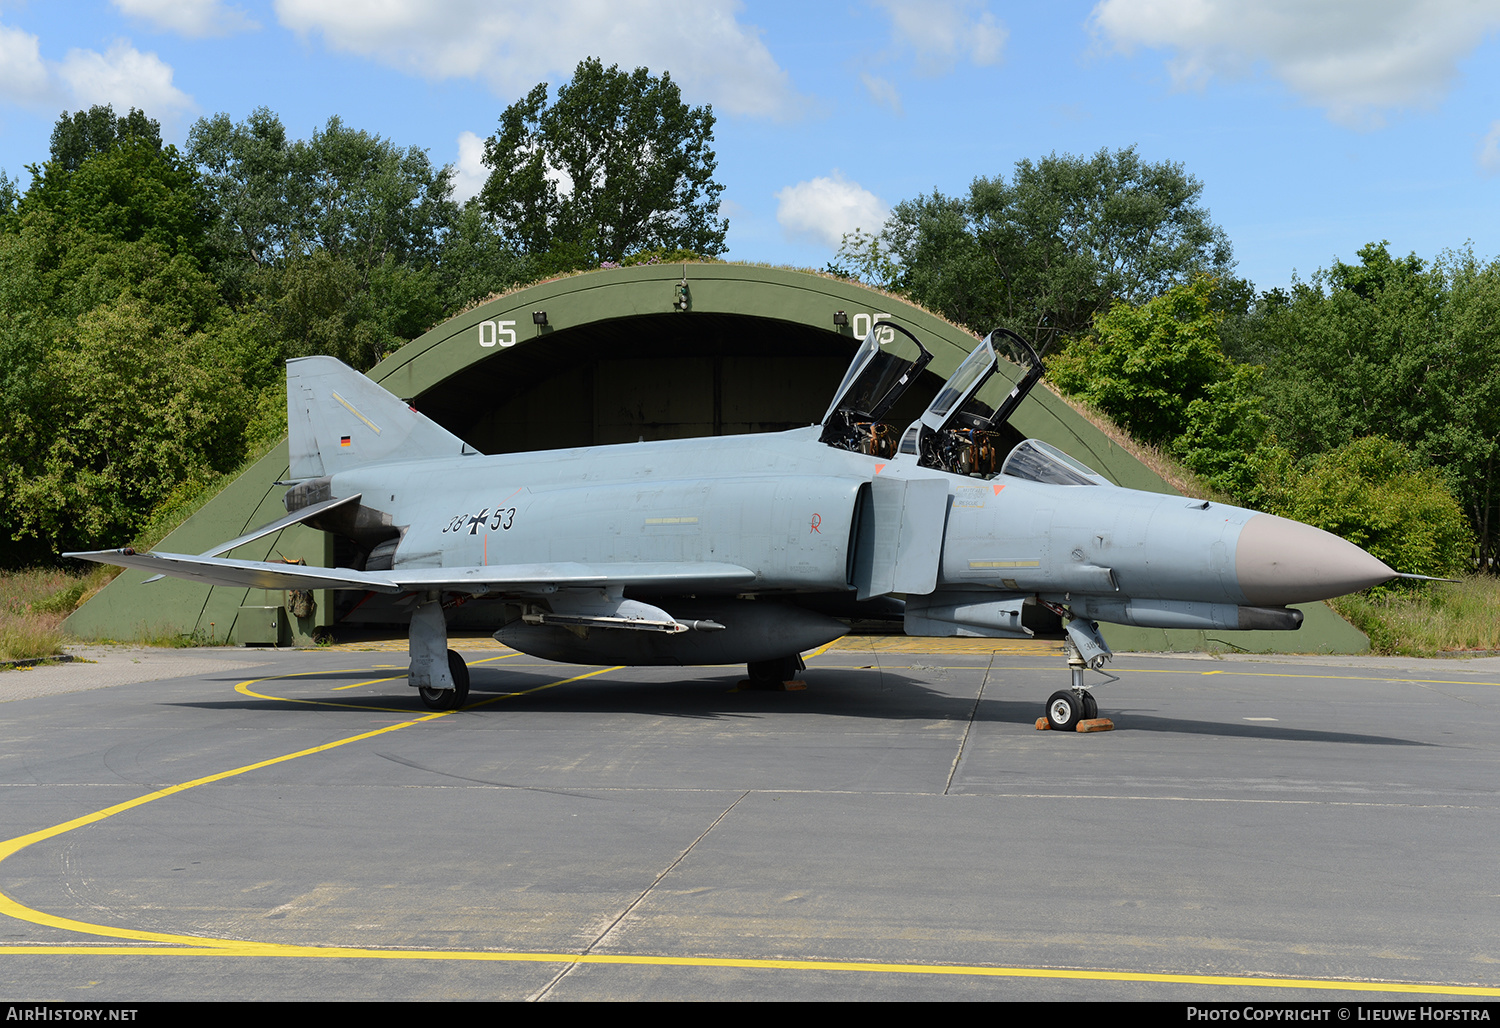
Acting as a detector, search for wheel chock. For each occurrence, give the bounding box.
[1035,717,1116,732]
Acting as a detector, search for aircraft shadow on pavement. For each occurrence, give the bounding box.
[170,665,1430,746]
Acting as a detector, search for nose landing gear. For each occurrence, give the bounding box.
[1039,612,1115,733]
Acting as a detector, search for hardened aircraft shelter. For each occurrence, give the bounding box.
[65,263,1368,653]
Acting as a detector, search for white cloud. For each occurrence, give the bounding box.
[775,171,888,249]
[273,0,802,118]
[1480,121,1500,175]
[453,130,487,202]
[0,24,51,106]
[112,0,258,38]
[0,23,194,121]
[1091,0,1500,127]
[869,0,1007,74]
[58,41,194,119]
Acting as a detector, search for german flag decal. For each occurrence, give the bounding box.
[340,436,352,447]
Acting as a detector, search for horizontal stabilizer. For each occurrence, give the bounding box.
[141,493,363,583]
[65,549,757,597]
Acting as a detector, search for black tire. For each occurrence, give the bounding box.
[1045,690,1084,732]
[747,654,802,683]
[447,649,470,707]
[417,651,470,711]
[1081,691,1098,721]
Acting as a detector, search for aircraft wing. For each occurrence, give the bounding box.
[64,549,758,596]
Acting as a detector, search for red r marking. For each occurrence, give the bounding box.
[810,513,822,534]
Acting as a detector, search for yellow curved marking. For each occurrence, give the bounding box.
[0,703,452,946]
[0,945,1492,995]
[332,653,520,690]
[2,665,1497,996]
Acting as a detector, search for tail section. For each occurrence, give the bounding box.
[286,356,475,479]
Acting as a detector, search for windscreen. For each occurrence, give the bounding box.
[999,438,1111,486]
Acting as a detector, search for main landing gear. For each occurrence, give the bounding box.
[409,596,470,711]
[419,649,471,711]
[1041,612,1116,732]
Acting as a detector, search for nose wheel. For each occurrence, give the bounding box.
[1039,610,1113,731]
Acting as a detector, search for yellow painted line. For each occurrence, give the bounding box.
[331,652,522,689]
[0,662,623,948]
[0,706,454,946]
[0,945,1492,995]
[5,664,1497,997]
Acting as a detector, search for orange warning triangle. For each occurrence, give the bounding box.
[874,463,886,475]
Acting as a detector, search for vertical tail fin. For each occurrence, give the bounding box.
[286,356,476,479]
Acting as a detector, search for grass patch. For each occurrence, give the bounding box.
[1329,576,1500,656]
[0,567,82,660]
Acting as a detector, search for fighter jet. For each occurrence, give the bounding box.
[66,323,1400,729]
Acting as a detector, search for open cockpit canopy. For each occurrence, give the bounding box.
[819,321,933,457]
[896,329,1043,477]
[821,324,1102,482]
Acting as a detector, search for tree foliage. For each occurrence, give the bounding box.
[479,58,727,272]
[47,105,162,174]
[188,108,529,367]
[840,146,1236,352]
[1047,276,1233,446]
[1242,243,1500,569]
[1254,438,1473,579]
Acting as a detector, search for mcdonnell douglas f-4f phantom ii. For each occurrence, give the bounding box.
[68,323,1402,729]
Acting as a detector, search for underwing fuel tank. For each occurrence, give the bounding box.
[494,599,848,666]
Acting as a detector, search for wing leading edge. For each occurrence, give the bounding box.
[64,549,758,596]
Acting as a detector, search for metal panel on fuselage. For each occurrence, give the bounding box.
[333,428,874,593]
[937,476,1257,605]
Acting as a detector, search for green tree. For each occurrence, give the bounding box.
[188,109,516,366]
[1245,243,1500,569]
[842,147,1236,353]
[0,107,281,560]
[47,104,162,174]
[479,57,727,271]
[23,117,208,264]
[1254,437,1473,579]
[189,111,458,281]
[1173,363,1274,499]
[1047,277,1233,446]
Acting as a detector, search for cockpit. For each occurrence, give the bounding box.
[821,322,1110,485]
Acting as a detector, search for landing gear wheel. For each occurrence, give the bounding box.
[1045,690,1085,732]
[418,650,471,711]
[417,686,451,710]
[1081,691,1098,721]
[447,649,470,706]
[747,654,802,684]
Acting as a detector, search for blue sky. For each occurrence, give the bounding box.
[2,1,1498,292]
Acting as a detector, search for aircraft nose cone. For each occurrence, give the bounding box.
[1235,513,1396,605]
